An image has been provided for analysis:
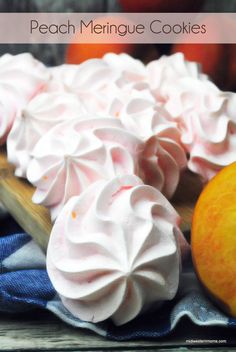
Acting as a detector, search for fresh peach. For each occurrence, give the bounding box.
[192,162,236,316]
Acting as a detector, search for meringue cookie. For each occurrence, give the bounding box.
[0,53,49,143]
[165,77,236,180]
[47,175,181,325]
[55,59,122,115]
[185,90,236,180]
[108,87,154,123]
[140,133,187,199]
[117,91,173,140]
[147,53,206,102]
[46,64,79,92]
[47,55,147,116]
[27,118,143,221]
[7,92,86,177]
[103,53,147,86]
[113,92,187,198]
[0,53,49,100]
[164,77,220,127]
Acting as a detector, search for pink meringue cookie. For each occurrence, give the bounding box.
[67,56,147,116]
[114,93,187,198]
[165,77,236,180]
[47,174,182,325]
[27,118,143,221]
[185,91,236,180]
[147,53,206,103]
[0,53,49,143]
[47,55,147,116]
[140,132,187,199]
[108,87,154,122]
[117,91,173,140]
[7,92,86,177]
[53,59,122,115]
[46,64,79,92]
[103,53,147,86]
[164,77,220,127]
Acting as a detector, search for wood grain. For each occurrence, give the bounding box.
[0,311,233,351]
[0,149,51,251]
[0,312,170,351]
[0,149,203,251]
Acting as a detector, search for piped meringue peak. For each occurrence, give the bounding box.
[114,92,187,197]
[7,92,86,177]
[147,52,206,102]
[27,117,143,221]
[164,77,236,181]
[47,175,181,325]
[0,53,49,144]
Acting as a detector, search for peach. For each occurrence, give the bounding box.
[192,162,236,316]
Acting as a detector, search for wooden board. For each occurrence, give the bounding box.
[0,149,51,251]
[0,149,203,252]
[0,310,234,351]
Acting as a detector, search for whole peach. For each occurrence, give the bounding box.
[192,162,236,316]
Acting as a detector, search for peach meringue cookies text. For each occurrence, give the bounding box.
[47,175,181,325]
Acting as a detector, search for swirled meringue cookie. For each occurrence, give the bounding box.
[164,77,220,127]
[113,92,187,198]
[165,77,236,180]
[7,92,86,177]
[103,53,147,86]
[105,85,151,123]
[185,91,236,180]
[49,59,122,114]
[140,132,187,199]
[147,53,206,102]
[0,53,49,100]
[0,53,49,143]
[48,55,148,116]
[47,175,181,325]
[117,90,173,140]
[27,118,143,221]
[47,64,79,92]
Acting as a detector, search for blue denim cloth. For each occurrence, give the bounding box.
[0,216,234,341]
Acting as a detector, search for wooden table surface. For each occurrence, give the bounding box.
[1,310,236,351]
